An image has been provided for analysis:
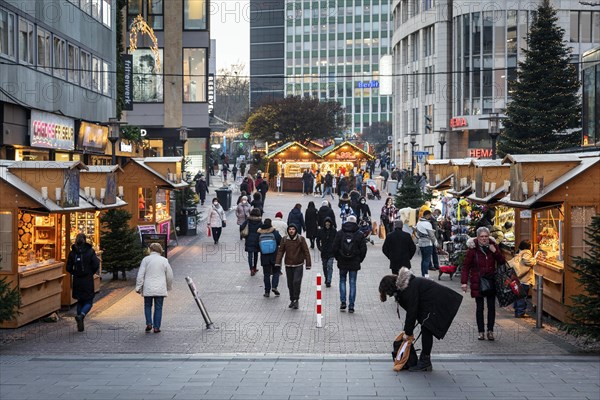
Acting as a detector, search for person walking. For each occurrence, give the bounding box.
[380,197,397,235]
[272,211,288,238]
[257,177,269,203]
[415,210,438,278]
[305,201,318,249]
[251,192,264,215]
[314,171,323,195]
[380,168,389,190]
[240,208,263,276]
[356,196,371,222]
[222,163,230,182]
[287,203,305,235]
[232,165,238,181]
[513,239,536,318]
[332,215,367,313]
[257,218,282,297]
[322,171,335,200]
[316,217,336,288]
[379,267,463,371]
[195,176,209,206]
[317,200,337,229]
[240,161,246,177]
[66,233,100,332]
[135,243,174,333]
[207,197,226,245]
[240,177,250,195]
[338,175,348,197]
[275,224,312,309]
[236,195,252,239]
[461,227,506,341]
[382,221,417,274]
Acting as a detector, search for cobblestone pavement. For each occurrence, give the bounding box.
[1,354,599,400]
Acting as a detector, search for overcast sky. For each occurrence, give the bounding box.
[211,1,250,74]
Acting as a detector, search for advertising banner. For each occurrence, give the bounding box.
[77,121,108,152]
[123,54,134,110]
[30,110,75,150]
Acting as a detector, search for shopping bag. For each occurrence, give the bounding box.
[495,262,518,307]
[378,224,387,240]
[372,221,378,232]
[207,226,211,237]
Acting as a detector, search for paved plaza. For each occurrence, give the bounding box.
[1,184,599,399]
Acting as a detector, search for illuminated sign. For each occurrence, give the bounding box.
[30,110,75,150]
[357,80,380,89]
[450,117,468,128]
[208,73,215,117]
[120,142,133,153]
[77,121,108,152]
[468,148,493,158]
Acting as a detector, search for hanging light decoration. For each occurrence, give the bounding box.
[129,15,161,72]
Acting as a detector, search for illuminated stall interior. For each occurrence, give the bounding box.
[265,142,322,192]
[318,141,375,175]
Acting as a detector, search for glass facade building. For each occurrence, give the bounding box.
[583,47,600,147]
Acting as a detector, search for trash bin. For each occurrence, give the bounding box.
[215,187,232,211]
[387,179,399,196]
[178,207,198,236]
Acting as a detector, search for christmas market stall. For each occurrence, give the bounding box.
[447,158,476,198]
[318,140,375,175]
[499,152,600,322]
[0,161,96,328]
[265,142,321,192]
[425,159,454,191]
[119,157,187,240]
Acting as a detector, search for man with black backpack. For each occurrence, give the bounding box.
[332,215,367,313]
[257,219,282,298]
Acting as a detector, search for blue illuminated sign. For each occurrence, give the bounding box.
[357,81,380,89]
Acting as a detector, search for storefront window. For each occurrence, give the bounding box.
[183,48,207,102]
[155,189,169,221]
[138,187,153,221]
[18,212,58,271]
[70,212,98,248]
[535,207,564,266]
[0,211,12,272]
[16,149,49,161]
[184,0,206,30]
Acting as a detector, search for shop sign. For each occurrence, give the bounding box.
[208,73,215,117]
[120,141,133,153]
[337,151,354,159]
[141,233,168,257]
[30,110,75,150]
[77,122,108,152]
[520,210,532,219]
[468,148,493,158]
[357,80,379,89]
[450,117,468,128]
[122,54,134,111]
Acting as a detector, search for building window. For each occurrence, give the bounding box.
[92,56,101,92]
[103,60,109,95]
[184,0,207,30]
[67,43,79,84]
[183,48,207,102]
[53,36,66,79]
[18,18,33,64]
[0,8,15,58]
[103,0,112,28]
[80,50,91,88]
[37,27,51,71]
[91,0,101,21]
[133,48,163,102]
[128,0,163,30]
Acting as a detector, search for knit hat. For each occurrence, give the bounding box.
[321,200,329,207]
[275,211,283,218]
[347,215,357,223]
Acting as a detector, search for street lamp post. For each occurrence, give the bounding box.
[409,131,417,175]
[436,128,448,159]
[479,112,505,160]
[178,126,189,181]
[107,118,126,165]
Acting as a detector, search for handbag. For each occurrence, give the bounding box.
[221,221,226,228]
[372,221,378,232]
[207,226,211,237]
[240,222,249,238]
[378,224,387,239]
[476,252,495,296]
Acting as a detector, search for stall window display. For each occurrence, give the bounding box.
[282,162,318,177]
[155,189,169,221]
[17,212,59,272]
[320,161,356,175]
[138,188,153,221]
[0,211,13,272]
[70,212,99,248]
[535,207,564,267]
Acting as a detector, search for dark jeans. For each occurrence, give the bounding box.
[247,251,259,269]
[76,298,94,317]
[421,326,433,356]
[262,264,280,292]
[513,283,530,316]
[144,296,164,329]
[285,266,304,301]
[339,269,358,307]
[211,227,222,243]
[419,246,434,276]
[322,186,334,199]
[431,247,439,269]
[475,293,496,333]
[322,257,334,285]
[382,220,393,235]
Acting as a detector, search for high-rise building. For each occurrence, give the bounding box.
[392,0,600,168]
[582,46,600,147]
[249,0,393,136]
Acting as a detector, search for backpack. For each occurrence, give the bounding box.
[73,251,84,273]
[259,232,278,254]
[340,232,357,259]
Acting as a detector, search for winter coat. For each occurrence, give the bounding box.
[332,221,367,271]
[275,233,311,268]
[380,204,397,222]
[240,181,250,194]
[514,249,536,286]
[66,243,100,301]
[394,268,463,339]
[317,206,337,229]
[415,218,437,247]
[257,180,269,197]
[338,177,348,193]
[287,208,305,234]
[242,215,264,252]
[135,251,174,297]
[257,226,282,266]
[461,239,505,298]
[316,222,336,260]
[247,178,255,193]
[305,206,318,239]
[349,190,361,214]
[207,204,226,227]
[382,228,417,270]
[324,173,333,188]
[356,201,371,221]
[272,218,288,238]
[236,202,251,225]
[195,179,208,199]
[250,198,264,215]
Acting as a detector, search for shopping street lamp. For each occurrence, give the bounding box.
[436,128,448,159]
[409,131,417,175]
[106,118,126,165]
[479,112,505,160]
[178,126,189,180]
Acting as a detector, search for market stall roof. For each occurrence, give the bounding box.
[0,165,94,212]
[426,174,454,190]
[7,160,88,171]
[468,186,507,204]
[83,165,124,173]
[499,155,600,208]
[450,158,476,166]
[425,159,452,166]
[265,141,321,159]
[470,159,505,167]
[318,141,375,160]
[78,190,127,210]
[501,154,581,164]
[129,158,188,189]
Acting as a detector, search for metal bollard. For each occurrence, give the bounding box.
[536,274,543,329]
[185,276,216,330]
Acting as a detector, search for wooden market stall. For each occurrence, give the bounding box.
[0,160,96,328]
[318,141,375,175]
[119,157,188,239]
[447,158,476,198]
[425,159,454,191]
[499,152,600,322]
[265,142,322,192]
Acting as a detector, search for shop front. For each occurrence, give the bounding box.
[318,141,375,175]
[0,160,96,328]
[425,159,454,191]
[265,142,322,192]
[119,158,188,240]
[447,158,476,198]
[500,153,600,322]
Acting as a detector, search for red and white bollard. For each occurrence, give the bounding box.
[316,273,322,328]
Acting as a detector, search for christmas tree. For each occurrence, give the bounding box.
[0,276,20,324]
[100,209,144,280]
[566,215,600,340]
[395,175,431,209]
[498,0,581,155]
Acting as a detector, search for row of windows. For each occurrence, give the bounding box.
[286,54,382,68]
[126,0,207,30]
[394,0,435,28]
[0,8,110,95]
[286,3,390,20]
[286,37,387,51]
[67,0,113,28]
[570,11,600,43]
[286,20,390,35]
[250,27,285,43]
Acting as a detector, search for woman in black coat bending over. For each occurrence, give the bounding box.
[67,233,100,332]
[379,267,462,371]
[304,201,318,248]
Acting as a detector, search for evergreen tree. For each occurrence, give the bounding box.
[0,276,20,324]
[498,0,581,155]
[395,175,431,209]
[100,209,144,280]
[566,215,600,340]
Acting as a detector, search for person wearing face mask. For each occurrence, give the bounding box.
[461,226,506,341]
[236,196,252,239]
[207,198,226,245]
[356,196,371,222]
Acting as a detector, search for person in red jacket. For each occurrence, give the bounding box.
[461,227,505,341]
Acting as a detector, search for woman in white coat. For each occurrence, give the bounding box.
[135,243,174,333]
[207,197,226,244]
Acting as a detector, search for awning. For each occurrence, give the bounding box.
[468,187,506,204]
[427,174,454,190]
[78,190,128,210]
[448,185,473,197]
[129,158,189,189]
